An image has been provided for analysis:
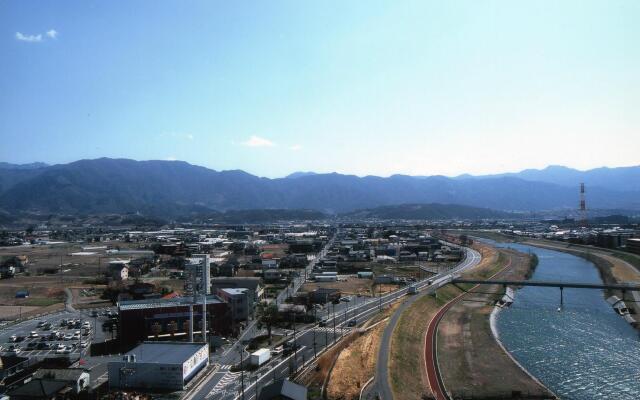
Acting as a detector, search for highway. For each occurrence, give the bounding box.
[424,254,512,400]
[185,233,337,400]
[201,246,480,400]
[370,247,482,400]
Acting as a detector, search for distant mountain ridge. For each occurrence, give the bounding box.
[0,162,48,170]
[343,203,513,220]
[455,165,640,192]
[0,158,638,215]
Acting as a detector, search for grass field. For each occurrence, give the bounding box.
[387,242,503,399]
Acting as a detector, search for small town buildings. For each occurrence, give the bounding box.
[211,277,263,305]
[108,342,209,390]
[215,288,251,321]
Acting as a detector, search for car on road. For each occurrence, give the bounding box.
[318,317,328,327]
[271,346,284,356]
[347,319,357,327]
[90,311,98,317]
[36,321,45,328]
[340,297,351,302]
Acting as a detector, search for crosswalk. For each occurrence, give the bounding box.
[207,371,241,398]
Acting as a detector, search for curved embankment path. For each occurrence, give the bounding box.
[370,247,481,400]
[419,244,554,400]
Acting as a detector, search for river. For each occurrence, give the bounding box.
[487,241,640,399]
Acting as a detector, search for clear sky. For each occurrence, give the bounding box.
[1,1,638,178]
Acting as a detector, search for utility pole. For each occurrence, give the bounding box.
[292,312,298,373]
[313,307,317,358]
[240,346,245,400]
[332,302,336,343]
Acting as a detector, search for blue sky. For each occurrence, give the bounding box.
[1,1,638,178]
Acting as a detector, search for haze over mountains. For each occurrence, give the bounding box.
[0,158,638,217]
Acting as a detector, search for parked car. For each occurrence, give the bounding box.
[29,331,38,338]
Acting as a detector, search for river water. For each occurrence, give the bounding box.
[488,241,640,399]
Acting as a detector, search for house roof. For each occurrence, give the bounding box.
[7,379,68,398]
[258,379,307,400]
[33,368,87,382]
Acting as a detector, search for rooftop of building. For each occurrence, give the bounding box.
[219,288,248,296]
[119,342,207,364]
[118,295,224,311]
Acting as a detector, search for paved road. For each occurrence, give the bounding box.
[189,240,477,400]
[186,234,337,400]
[424,254,512,400]
[234,246,480,400]
[371,247,482,400]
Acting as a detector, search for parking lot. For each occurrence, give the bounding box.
[0,306,117,360]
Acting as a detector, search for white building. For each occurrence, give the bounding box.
[185,254,211,296]
[108,342,209,390]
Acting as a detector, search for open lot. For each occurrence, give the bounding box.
[303,276,376,297]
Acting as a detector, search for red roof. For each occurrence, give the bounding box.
[162,292,180,299]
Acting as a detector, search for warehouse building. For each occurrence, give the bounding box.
[108,342,209,390]
[118,295,231,349]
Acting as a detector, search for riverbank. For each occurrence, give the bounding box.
[436,245,555,399]
[522,239,640,330]
[387,242,554,399]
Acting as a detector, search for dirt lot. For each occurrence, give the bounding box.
[437,248,554,398]
[303,277,377,297]
[0,240,142,277]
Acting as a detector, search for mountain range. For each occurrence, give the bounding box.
[0,158,638,216]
